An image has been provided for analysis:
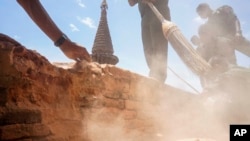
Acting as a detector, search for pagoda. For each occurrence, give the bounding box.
[91,0,119,65]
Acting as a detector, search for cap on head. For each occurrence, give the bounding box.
[196,3,210,13]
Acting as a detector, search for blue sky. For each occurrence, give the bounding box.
[1,0,249,93]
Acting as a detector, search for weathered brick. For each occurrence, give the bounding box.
[103,91,122,99]
[122,110,137,120]
[89,108,122,123]
[124,119,153,130]
[0,109,42,126]
[0,123,51,140]
[0,87,7,106]
[48,120,87,140]
[79,95,103,108]
[17,139,32,141]
[125,100,139,110]
[103,97,125,109]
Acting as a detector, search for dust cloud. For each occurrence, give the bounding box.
[81,64,249,141]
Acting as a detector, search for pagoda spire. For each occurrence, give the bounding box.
[91,0,119,65]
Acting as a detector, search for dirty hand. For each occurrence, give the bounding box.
[59,40,91,62]
[128,0,138,6]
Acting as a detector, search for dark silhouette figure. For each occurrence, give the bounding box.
[128,0,171,83]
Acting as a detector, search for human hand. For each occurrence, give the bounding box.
[128,0,138,6]
[59,40,91,62]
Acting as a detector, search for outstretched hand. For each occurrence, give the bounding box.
[59,40,91,62]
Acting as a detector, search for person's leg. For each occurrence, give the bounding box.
[140,3,169,82]
[149,17,168,82]
[141,15,154,72]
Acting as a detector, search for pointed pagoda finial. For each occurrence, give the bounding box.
[91,0,119,65]
[101,0,108,10]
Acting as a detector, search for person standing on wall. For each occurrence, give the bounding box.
[128,0,171,83]
[196,3,250,57]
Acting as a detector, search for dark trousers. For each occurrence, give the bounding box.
[139,1,170,82]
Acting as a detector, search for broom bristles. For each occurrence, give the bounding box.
[148,2,211,75]
[167,27,211,75]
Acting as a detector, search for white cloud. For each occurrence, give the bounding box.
[77,16,96,29]
[76,0,85,8]
[113,0,121,4]
[193,16,205,25]
[241,21,246,26]
[13,35,21,39]
[69,23,80,32]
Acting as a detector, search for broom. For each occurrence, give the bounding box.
[147,2,211,75]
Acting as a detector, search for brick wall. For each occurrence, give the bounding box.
[0,34,222,141]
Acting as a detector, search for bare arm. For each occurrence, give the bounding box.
[17,0,63,43]
[17,0,91,61]
[235,17,242,36]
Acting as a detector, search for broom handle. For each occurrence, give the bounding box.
[147,2,165,23]
[147,2,201,93]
